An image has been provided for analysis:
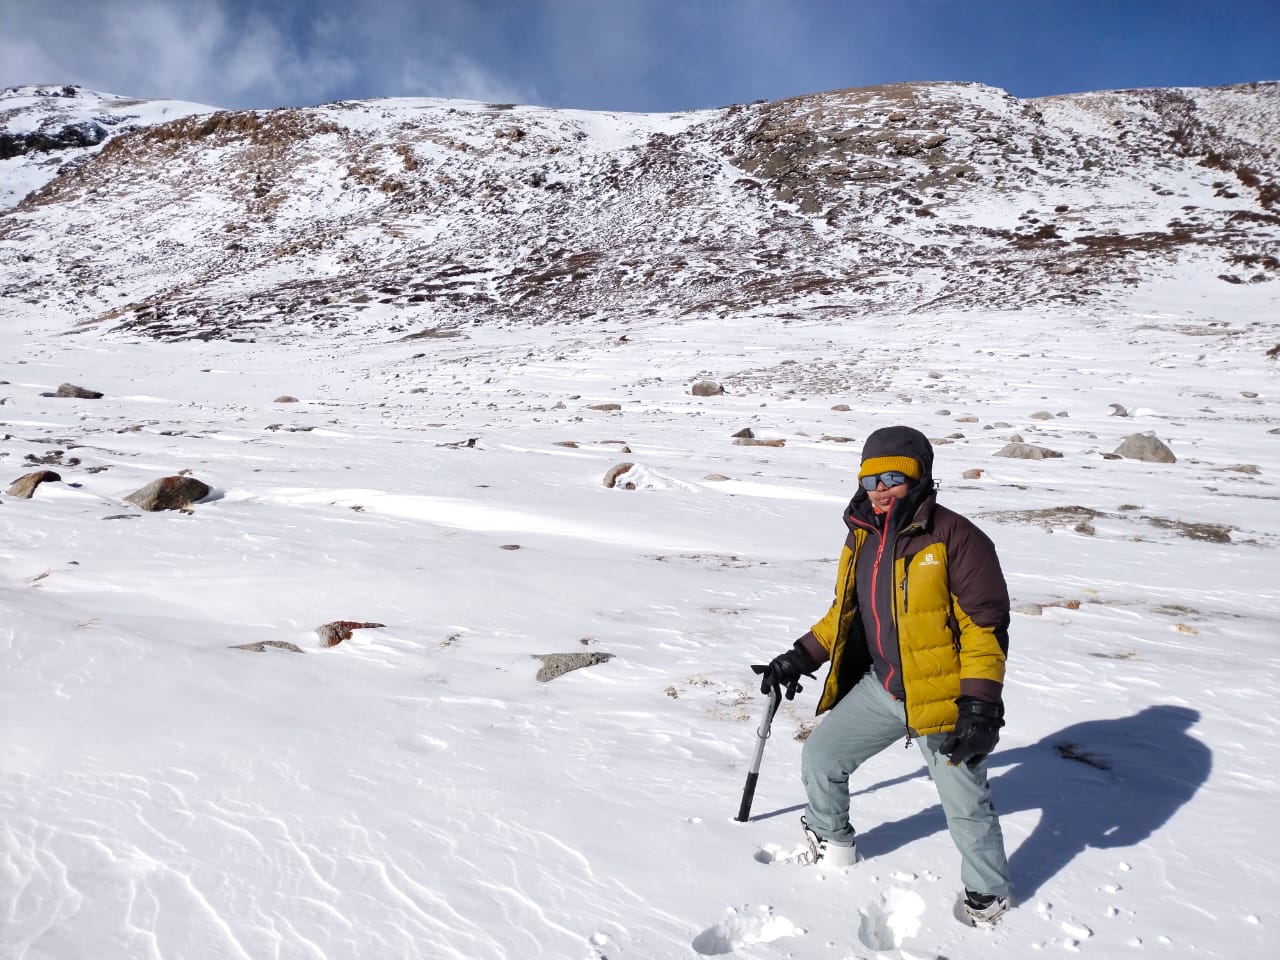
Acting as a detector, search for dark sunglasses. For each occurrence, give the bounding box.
[860,471,910,491]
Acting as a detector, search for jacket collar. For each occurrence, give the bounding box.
[845,483,938,534]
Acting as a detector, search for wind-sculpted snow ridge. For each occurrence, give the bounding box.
[0,80,1276,341]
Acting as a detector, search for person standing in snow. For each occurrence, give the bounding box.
[757,425,1013,926]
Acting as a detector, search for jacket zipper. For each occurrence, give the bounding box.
[853,504,921,747]
[875,504,916,752]
[869,499,894,697]
[894,524,926,748]
[893,559,914,748]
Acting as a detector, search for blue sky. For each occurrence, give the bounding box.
[2,0,1277,111]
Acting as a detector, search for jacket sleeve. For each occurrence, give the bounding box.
[948,517,1010,701]
[795,630,829,666]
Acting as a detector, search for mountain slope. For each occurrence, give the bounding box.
[1,81,1278,341]
[0,84,216,211]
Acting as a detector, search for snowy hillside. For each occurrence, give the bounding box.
[1,79,1279,959]
[1,81,1277,339]
[0,84,215,211]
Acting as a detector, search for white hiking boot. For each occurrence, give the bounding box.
[800,816,858,867]
[960,890,1011,927]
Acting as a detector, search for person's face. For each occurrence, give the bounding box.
[867,477,911,512]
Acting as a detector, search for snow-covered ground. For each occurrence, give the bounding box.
[2,279,1278,958]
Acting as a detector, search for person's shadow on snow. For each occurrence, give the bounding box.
[853,705,1211,898]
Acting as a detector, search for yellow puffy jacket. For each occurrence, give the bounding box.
[800,490,1010,736]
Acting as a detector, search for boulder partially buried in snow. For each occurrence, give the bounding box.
[7,470,61,498]
[994,442,1063,460]
[603,462,636,488]
[124,476,212,511]
[54,382,104,399]
[1113,432,1177,463]
[316,621,386,647]
[602,463,696,491]
[229,640,305,654]
[534,652,614,682]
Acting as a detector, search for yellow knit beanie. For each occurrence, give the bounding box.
[858,455,922,481]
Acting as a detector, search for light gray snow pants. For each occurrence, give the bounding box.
[800,670,1010,898]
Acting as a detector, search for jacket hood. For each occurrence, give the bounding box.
[859,425,935,486]
[846,425,938,530]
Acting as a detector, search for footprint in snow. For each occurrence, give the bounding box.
[752,841,812,866]
[692,905,802,955]
[856,887,925,953]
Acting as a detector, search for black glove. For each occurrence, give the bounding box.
[754,643,819,701]
[940,696,1005,767]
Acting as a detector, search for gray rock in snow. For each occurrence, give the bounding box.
[534,652,614,682]
[54,382,104,399]
[230,640,305,654]
[7,470,62,498]
[124,475,212,511]
[994,442,1063,460]
[603,462,636,488]
[1113,432,1176,463]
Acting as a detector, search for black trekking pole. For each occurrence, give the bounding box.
[735,671,783,822]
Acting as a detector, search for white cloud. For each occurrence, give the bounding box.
[217,9,360,106]
[398,53,530,106]
[0,31,61,89]
[0,0,522,109]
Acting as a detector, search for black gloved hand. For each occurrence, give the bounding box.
[940,696,1005,767]
[754,643,819,700]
